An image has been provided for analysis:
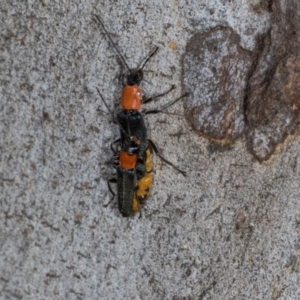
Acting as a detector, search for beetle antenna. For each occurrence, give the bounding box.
[94,14,131,73]
[139,47,159,70]
[96,87,115,119]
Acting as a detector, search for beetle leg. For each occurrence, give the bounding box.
[104,178,117,207]
[144,93,189,115]
[110,138,121,154]
[147,139,186,176]
[143,84,176,104]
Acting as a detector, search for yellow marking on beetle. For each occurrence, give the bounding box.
[132,147,153,212]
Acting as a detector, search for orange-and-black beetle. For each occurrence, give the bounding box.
[108,139,153,217]
[94,14,186,217]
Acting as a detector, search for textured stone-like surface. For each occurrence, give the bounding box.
[246,0,300,161]
[182,27,252,144]
[1,1,300,299]
[183,0,300,162]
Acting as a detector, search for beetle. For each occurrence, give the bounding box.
[115,140,140,217]
[94,13,187,216]
[94,14,183,177]
[108,139,153,217]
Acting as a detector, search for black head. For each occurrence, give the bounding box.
[127,69,143,86]
[94,15,158,87]
[123,140,139,154]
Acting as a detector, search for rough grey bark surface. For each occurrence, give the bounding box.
[246,0,300,161]
[182,27,252,144]
[183,0,300,162]
[1,1,300,299]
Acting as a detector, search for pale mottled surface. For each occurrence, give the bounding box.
[1,1,300,299]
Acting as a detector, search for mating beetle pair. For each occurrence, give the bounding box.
[94,14,187,217]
